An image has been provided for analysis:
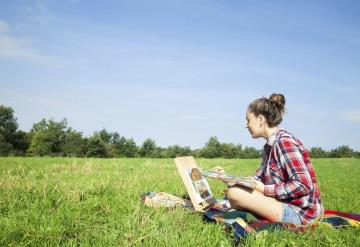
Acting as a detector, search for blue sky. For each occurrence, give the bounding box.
[1,0,359,150]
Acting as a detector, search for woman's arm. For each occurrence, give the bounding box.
[251,178,265,193]
[263,138,313,200]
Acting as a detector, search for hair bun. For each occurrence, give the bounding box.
[269,93,285,113]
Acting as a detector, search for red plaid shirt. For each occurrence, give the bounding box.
[255,129,323,224]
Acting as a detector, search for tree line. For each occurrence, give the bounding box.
[1,105,359,159]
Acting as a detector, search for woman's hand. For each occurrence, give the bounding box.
[250,177,265,194]
[223,177,265,195]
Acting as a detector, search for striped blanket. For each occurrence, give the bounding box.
[140,192,360,244]
[204,205,360,245]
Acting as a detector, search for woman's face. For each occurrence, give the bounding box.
[246,111,263,138]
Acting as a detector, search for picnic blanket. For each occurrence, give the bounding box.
[204,206,360,245]
[140,192,360,245]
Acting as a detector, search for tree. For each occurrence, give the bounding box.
[241,146,261,159]
[27,131,54,156]
[234,144,243,158]
[28,118,67,156]
[0,134,13,156]
[98,128,112,145]
[86,136,107,158]
[354,151,360,159]
[198,136,221,158]
[104,133,140,157]
[153,146,166,158]
[139,139,157,157]
[62,129,87,157]
[108,133,128,157]
[329,145,354,158]
[310,147,328,158]
[165,145,192,158]
[219,143,238,159]
[122,138,139,157]
[12,130,31,155]
[207,136,221,148]
[0,105,18,155]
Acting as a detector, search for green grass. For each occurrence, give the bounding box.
[0,157,359,246]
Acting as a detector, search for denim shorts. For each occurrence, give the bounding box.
[282,203,302,225]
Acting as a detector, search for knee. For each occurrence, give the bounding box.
[227,187,247,207]
[227,187,240,201]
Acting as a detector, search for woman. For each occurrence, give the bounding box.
[226,93,323,225]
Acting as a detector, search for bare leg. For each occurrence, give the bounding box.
[226,186,283,222]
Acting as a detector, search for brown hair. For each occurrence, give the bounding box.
[248,93,286,127]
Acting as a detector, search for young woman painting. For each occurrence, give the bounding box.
[226,93,323,225]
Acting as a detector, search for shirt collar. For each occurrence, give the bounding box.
[266,128,283,146]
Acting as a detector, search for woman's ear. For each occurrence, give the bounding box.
[258,114,265,127]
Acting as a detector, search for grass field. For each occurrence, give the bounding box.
[0,157,359,246]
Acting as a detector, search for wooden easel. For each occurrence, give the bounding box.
[174,156,216,212]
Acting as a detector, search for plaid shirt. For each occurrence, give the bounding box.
[255,129,323,225]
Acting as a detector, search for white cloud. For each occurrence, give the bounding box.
[343,110,360,123]
[0,20,47,62]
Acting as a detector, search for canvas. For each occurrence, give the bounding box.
[174,156,258,211]
[174,156,216,211]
